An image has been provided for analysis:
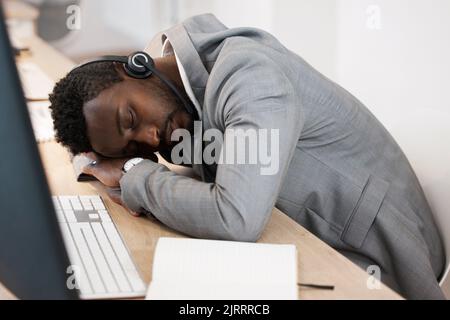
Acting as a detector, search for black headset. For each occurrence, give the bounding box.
[69,51,197,119]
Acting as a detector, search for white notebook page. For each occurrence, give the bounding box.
[146,237,298,300]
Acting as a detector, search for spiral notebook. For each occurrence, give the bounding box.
[146,237,298,300]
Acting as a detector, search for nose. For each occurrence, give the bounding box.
[135,126,160,149]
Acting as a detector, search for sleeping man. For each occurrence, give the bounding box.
[49,14,445,299]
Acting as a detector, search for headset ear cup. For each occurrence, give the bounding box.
[125,52,154,79]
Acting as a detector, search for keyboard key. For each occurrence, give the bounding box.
[88,213,99,220]
[63,209,77,223]
[52,196,61,210]
[58,196,72,210]
[79,196,94,210]
[87,195,101,203]
[82,203,93,211]
[98,210,111,222]
[92,200,105,210]
[67,196,83,211]
[56,209,65,222]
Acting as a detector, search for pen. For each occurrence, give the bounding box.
[297,283,335,290]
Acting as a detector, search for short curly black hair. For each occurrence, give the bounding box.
[49,61,123,155]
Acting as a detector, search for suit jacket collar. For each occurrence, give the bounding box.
[159,14,228,111]
[161,24,209,111]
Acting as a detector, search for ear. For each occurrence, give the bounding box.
[113,62,134,80]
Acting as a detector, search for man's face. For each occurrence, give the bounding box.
[83,74,192,159]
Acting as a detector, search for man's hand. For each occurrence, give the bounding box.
[81,152,158,216]
[81,153,129,188]
[105,186,141,217]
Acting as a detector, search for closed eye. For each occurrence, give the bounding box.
[128,108,135,129]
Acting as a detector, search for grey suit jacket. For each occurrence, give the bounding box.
[120,14,445,299]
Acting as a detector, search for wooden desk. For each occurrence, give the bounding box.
[0,35,402,300]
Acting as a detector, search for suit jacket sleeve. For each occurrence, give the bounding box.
[119,52,304,241]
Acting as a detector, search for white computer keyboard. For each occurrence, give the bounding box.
[52,195,147,299]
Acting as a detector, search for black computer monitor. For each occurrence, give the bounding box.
[0,7,78,300]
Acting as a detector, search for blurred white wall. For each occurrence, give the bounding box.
[50,0,163,61]
[174,0,338,79]
[336,0,450,131]
[49,0,338,78]
[272,0,337,80]
[335,0,450,166]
